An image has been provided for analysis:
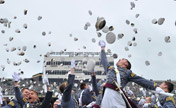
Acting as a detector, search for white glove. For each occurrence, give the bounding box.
[71,59,75,68]
[142,89,146,97]
[138,99,146,106]
[0,86,2,93]
[87,59,95,72]
[127,90,134,96]
[99,40,106,47]
[155,87,165,94]
[58,93,62,101]
[88,85,93,91]
[157,100,162,107]
[0,95,2,105]
[43,76,49,85]
[12,72,20,82]
[143,103,150,108]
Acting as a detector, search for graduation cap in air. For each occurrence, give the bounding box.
[24,9,28,15]
[145,60,150,66]
[126,20,130,25]
[95,17,106,31]
[157,18,165,25]
[113,53,118,59]
[106,32,116,44]
[38,16,42,20]
[102,26,109,33]
[88,10,92,16]
[152,19,157,24]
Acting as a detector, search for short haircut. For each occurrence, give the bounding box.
[21,88,29,93]
[80,83,86,90]
[164,81,174,93]
[30,90,38,96]
[59,82,68,93]
[126,60,131,70]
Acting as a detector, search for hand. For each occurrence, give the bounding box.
[138,98,146,106]
[92,72,96,76]
[127,90,133,96]
[12,72,20,82]
[155,87,165,94]
[87,59,95,72]
[43,77,49,85]
[142,89,146,97]
[143,103,150,108]
[0,86,2,93]
[157,100,162,107]
[88,85,93,91]
[58,93,62,101]
[71,59,75,68]
[99,40,106,48]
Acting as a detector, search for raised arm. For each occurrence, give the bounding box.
[128,71,157,90]
[40,89,53,108]
[99,40,111,74]
[12,72,26,106]
[91,72,99,96]
[62,59,75,102]
[145,96,175,108]
[41,76,53,108]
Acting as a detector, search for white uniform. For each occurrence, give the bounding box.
[101,88,126,108]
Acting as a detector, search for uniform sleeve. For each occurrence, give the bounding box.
[14,87,26,106]
[150,97,175,108]
[41,91,53,108]
[100,50,111,74]
[2,100,7,107]
[2,105,13,108]
[149,103,162,108]
[91,75,99,96]
[162,97,175,108]
[62,74,75,102]
[128,71,157,90]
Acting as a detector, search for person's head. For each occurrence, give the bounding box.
[54,100,61,108]
[28,90,39,103]
[59,82,68,93]
[116,58,131,69]
[80,83,88,90]
[159,81,174,93]
[21,88,30,99]
[145,97,151,103]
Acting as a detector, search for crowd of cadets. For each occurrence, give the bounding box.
[0,40,176,108]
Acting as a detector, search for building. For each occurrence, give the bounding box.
[45,52,114,84]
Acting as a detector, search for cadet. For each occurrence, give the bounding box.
[79,72,99,108]
[2,73,30,108]
[12,72,53,108]
[144,81,175,108]
[59,59,79,108]
[98,40,168,108]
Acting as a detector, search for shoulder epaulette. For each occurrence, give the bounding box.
[166,97,175,105]
[130,72,136,77]
[8,101,15,106]
[23,98,27,102]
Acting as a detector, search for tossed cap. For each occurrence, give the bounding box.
[106,32,116,44]
[164,36,171,43]
[88,10,92,16]
[158,18,165,25]
[158,52,162,56]
[152,19,157,24]
[126,20,130,25]
[145,60,150,66]
[113,53,118,59]
[102,26,109,33]
[95,17,106,31]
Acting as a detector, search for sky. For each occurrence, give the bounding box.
[0,0,176,80]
